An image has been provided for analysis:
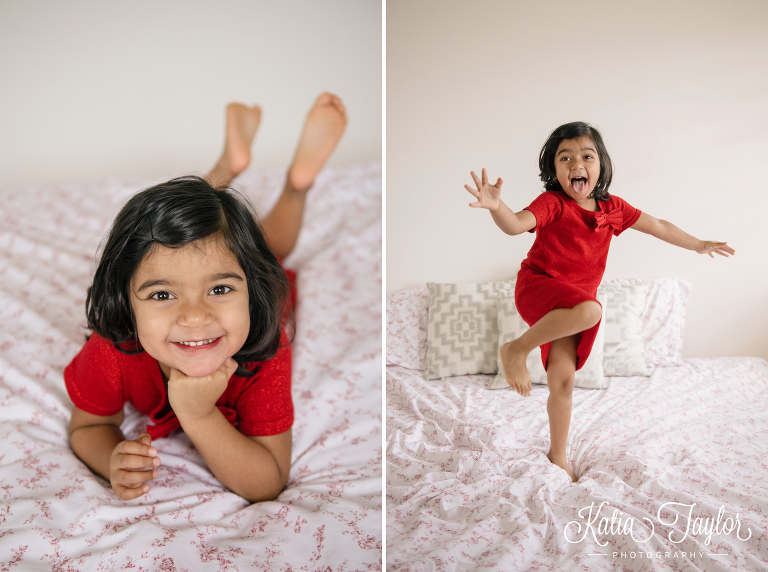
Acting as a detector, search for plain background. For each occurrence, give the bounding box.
[0,0,381,188]
[387,0,768,360]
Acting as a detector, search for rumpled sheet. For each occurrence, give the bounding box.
[0,163,382,570]
[387,358,768,571]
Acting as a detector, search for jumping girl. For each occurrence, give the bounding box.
[465,122,734,482]
[65,93,347,502]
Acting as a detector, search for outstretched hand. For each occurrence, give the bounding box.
[465,168,503,211]
[696,241,735,258]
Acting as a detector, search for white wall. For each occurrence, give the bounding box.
[0,0,381,188]
[387,0,768,360]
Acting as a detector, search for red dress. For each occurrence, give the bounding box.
[515,190,641,371]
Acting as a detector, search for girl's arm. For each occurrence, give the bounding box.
[180,411,291,502]
[630,212,735,257]
[168,358,291,502]
[465,168,536,235]
[69,407,161,500]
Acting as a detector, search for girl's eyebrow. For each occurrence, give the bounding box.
[135,278,172,293]
[208,271,245,283]
[135,272,245,293]
[556,146,596,157]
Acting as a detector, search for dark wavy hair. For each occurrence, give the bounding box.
[85,176,289,376]
[538,121,614,202]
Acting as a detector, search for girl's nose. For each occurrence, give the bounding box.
[177,300,212,326]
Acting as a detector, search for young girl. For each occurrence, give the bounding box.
[465,121,734,482]
[65,93,347,502]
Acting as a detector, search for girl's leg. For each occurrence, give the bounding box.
[206,103,262,189]
[499,301,601,395]
[545,335,578,482]
[260,92,347,258]
[204,93,347,258]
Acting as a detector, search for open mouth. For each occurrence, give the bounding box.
[570,177,588,193]
[174,337,221,348]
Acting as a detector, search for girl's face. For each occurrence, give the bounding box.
[554,136,601,208]
[129,236,250,380]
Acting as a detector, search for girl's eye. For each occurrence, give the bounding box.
[150,291,175,301]
[560,156,570,161]
[210,285,233,296]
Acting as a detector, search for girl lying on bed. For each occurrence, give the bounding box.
[464,122,734,482]
[65,93,347,502]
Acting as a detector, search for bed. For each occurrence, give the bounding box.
[386,278,768,571]
[0,162,382,570]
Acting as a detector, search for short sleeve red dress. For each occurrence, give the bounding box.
[515,190,641,371]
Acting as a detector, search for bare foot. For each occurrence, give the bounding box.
[499,339,532,396]
[207,103,262,188]
[287,92,347,192]
[547,451,578,482]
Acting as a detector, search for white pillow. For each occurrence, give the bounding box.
[489,289,608,390]
[601,278,690,368]
[386,287,428,369]
[424,280,515,380]
[598,283,650,377]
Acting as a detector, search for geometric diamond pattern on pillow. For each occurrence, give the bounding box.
[424,280,514,380]
[598,283,650,377]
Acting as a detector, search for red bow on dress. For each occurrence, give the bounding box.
[593,209,623,232]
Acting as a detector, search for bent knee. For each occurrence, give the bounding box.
[547,370,575,393]
[574,300,602,329]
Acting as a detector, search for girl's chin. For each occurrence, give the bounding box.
[162,355,229,378]
[177,363,226,378]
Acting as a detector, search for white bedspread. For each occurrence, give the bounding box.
[0,163,382,570]
[387,358,768,571]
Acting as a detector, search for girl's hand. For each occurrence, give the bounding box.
[696,241,735,258]
[109,432,160,501]
[465,168,503,212]
[167,358,238,423]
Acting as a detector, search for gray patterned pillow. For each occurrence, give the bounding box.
[598,283,650,377]
[424,280,515,380]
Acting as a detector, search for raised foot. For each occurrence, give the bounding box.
[209,103,262,188]
[499,339,532,396]
[287,92,347,193]
[547,451,578,482]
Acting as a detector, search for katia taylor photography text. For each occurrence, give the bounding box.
[564,501,752,546]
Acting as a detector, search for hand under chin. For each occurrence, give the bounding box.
[167,358,239,421]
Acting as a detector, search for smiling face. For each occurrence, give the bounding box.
[554,136,601,209]
[129,236,250,380]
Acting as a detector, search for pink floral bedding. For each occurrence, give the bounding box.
[0,163,382,570]
[387,357,768,571]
